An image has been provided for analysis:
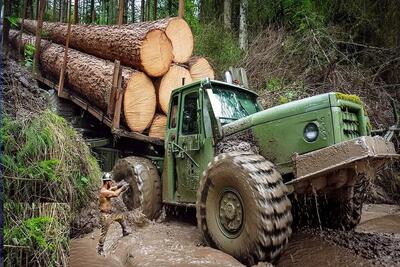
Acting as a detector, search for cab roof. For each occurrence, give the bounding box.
[171,79,259,97]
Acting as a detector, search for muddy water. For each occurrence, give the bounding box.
[277,233,372,267]
[70,204,400,267]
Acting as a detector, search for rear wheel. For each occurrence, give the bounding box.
[113,156,162,220]
[196,152,292,266]
[321,174,367,230]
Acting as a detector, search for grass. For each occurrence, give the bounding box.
[2,109,102,266]
[1,110,101,207]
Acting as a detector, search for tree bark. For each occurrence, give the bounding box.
[223,0,232,30]
[33,0,46,75]
[118,0,124,25]
[21,19,174,77]
[10,31,157,133]
[239,0,248,51]
[74,0,79,24]
[178,0,184,18]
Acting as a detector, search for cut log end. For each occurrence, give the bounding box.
[141,30,173,77]
[166,18,194,63]
[188,57,215,81]
[124,72,156,133]
[157,65,193,114]
[149,114,167,140]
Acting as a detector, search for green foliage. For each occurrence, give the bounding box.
[2,110,101,207]
[193,22,242,76]
[24,43,35,68]
[7,16,19,27]
[4,203,70,266]
[6,216,54,250]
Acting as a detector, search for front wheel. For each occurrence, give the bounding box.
[196,152,292,266]
[112,156,162,220]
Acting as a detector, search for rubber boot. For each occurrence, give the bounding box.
[121,221,131,236]
[97,244,104,255]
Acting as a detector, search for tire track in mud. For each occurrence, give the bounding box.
[302,227,400,267]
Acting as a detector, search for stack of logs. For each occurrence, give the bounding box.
[9,17,215,140]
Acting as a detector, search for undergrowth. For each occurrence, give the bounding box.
[193,21,242,77]
[3,203,70,266]
[1,109,101,207]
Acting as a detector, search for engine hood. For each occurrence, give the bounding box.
[222,93,332,136]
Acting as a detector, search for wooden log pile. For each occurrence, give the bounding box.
[14,17,215,140]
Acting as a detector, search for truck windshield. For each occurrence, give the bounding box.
[209,87,261,125]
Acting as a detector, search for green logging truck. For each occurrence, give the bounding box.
[45,75,398,265]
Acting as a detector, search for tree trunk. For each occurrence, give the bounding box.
[28,0,34,19]
[223,0,232,30]
[10,31,157,133]
[146,0,150,21]
[239,0,248,51]
[59,0,64,22]
[123,0,128,23]
[33,0,46,74]
[90,0,95,23]
[21,19,174,77]
[149,114,167,139]
[153,0,157,20]
[156,65,192,114]
[74,0,79,24]
[35,0,39,19]
[125,17,193,63]
[141,0,145,22]
[52,0,58,21]
[131,0,135,22]
[186,56,215,81]
[168,0,172,16]
[118,0,124,25]
[178,0,184,18]
[2,0,11,52]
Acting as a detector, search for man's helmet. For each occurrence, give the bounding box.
[102,172,112,182]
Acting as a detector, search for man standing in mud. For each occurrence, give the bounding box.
[98,172,131,255]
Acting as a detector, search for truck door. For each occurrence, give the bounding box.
[175,90,202,202]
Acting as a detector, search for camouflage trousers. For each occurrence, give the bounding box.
[98,212,128,250]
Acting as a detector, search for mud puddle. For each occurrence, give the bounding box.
[70,204,400,267]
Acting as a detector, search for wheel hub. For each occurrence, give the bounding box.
[218,190,243,235]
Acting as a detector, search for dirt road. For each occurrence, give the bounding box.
[70,204,400,267]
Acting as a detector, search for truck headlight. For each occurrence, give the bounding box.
[304,123,319,142]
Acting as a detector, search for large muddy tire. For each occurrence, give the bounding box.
[196,152,292,266]
[321,174,367,230]
[112,156,162,220]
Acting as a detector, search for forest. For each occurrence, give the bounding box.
[1,0,400,266]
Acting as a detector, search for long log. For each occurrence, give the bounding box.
[20,19,173,77]
[157,64,192,114]
[10,30,156,133]
[149,114,167,140]
[125,17,193,63]
[187,56,215,81]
